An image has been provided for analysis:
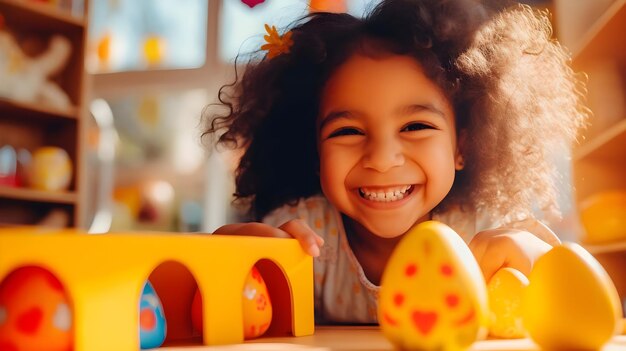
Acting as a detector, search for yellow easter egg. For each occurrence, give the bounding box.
[487,267,528,338]
[242,266,272,339]
[379,221,488,351]
[522,243,623,350]
[31,147,72,191]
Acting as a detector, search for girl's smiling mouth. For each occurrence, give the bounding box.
[358,185,415,202]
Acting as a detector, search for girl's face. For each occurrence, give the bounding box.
[318,54,462,238]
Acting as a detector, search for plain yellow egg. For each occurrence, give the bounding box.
[487,267,528,338]
[522,243,623,350]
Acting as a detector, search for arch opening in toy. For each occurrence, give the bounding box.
[254,258,293,338]
[146,260,201,348]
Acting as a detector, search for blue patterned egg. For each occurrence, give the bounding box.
[139,281,166,349]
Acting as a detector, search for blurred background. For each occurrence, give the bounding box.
[85,0,577,235]
[0,0,624,256]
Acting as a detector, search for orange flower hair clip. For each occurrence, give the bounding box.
[261,24,293,59]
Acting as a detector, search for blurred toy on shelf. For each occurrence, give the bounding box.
[0,266,73,351]
[25,0,84,18]
[580,190,626,245]
[523,243,623,350]
[15,148,32,187]
[0,14,72,111]
[142,35,165,67]
[0,144,17,187]
[378,221,489,350]
[30,146,72,192]
[192,265,273,340]
[37,208,71,228]
[241,0,265,8]
[136,180,176,231]
[309,0,347,13]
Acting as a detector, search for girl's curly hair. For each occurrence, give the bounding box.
[453,5,588,224]
[203,0,588,223]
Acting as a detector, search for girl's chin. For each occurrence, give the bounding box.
[364,224,414,239]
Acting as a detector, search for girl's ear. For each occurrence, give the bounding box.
[455,129,467,171]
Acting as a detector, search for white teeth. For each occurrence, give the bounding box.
[359,185,413,202]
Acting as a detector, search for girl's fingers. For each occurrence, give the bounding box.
[279,219,324,257]
[214,222,289,238]
[468,236,488,268]
[470,233,507,281]
[478,244,507,282]
[214,221,324,257]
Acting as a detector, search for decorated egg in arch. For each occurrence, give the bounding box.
[139,280,166,349]
[379,221,488,350]
[191,265,272,339]
[0,266,72,351]
[242,265,273,339]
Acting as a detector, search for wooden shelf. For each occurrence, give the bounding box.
[0,0,85,29]
[0,0,87,228]
[575,119,626,163]
[0,97,78,121]
[0,186,77,205]
[572,0,626,67]
[585,240,626,255]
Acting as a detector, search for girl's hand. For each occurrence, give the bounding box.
[213,219,325,257]
[468,228,552,281]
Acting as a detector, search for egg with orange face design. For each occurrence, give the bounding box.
[379,221,488,350]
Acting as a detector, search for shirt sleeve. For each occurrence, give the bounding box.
[436,208,561,246]
[506,218,561,246]
[476,213,561,246]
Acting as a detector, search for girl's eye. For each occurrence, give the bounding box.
[328,128,363,138]
[401,123,434,132]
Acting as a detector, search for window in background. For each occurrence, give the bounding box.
[87,1,215,233]
[219,0,382,62]
[89,90,209,233]
[88,0,208,73]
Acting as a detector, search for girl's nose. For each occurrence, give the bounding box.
[362,137,405,172]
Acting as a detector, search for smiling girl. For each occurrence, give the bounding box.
[204,0,587,323]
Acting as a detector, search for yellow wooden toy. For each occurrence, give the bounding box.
[0,229,314,351]
[523,242,623,350]
[379,221,488,351]
[191,265,273,340]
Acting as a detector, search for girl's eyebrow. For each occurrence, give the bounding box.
[318,110,354,130]
[398,103,445,118]
[319,103,445,130]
